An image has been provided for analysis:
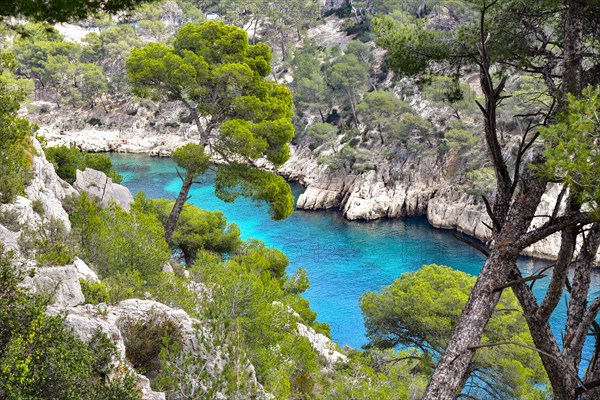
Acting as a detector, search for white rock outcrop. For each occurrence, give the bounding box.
[0,223,21,254]
[24,265,86,307]
[32,100,196,155]
[74,168,134,211]
[25,138,78,230]
[0,137,76,238]
[48,299,268,400]
[297,323,347,366]
[73,257,100,283]
[47,299,202,400]
[282,145,576,259]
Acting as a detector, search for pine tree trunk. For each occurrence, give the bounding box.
[164,173,193,243]
[423,173,547,399]
[583,343,600,399]
[510,268,572,399]
[563,0,584,96]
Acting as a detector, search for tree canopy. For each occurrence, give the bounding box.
[1,0,154,23]
[373,1,600,398]
[361,264,547,399]
[127,21,295,222]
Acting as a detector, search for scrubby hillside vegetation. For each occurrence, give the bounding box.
[1,0,600,399]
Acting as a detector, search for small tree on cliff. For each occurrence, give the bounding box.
[126,21,295,238]
[163,144,210,242]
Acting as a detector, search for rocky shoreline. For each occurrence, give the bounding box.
[280,145,565,260]
[28,99,570,260]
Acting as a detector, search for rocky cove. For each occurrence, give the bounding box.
[32,101,567,261]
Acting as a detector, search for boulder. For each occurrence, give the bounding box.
[47,300,202,400]
[74,168,134,211]
[0,224,20,254]
[73,257,100,283]
[48,299,269,400]
[25,265,85,307]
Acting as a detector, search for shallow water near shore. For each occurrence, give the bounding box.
[109,153,600,369]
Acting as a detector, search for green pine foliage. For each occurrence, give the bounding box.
[360,265,548,399]
[127,21,295,220]
[539,86,600,211]
[149,196,242,266]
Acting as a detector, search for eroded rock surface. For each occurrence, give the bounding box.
[24,265,85,307]
[297,323,347,366]
[74,168,134,211]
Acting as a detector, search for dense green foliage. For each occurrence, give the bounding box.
[171,144,210,178]
[0,245,142,399]
[540,86,600,211]
[1,0,153,23]
[12,24,111,108]
[0,53,36,204]
[45,145,123,183]
[127,21,295,220]
[361,265,548,399]
[148,196,242,265]
[69,192,170,278]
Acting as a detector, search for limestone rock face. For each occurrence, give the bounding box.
[0,224,19,254]
[25,138,77,231]
[297,323,347,366]
[46,299,202,400]
[282,144,574,259]
[73,257,100,283]
[0,138,75,241]
[32,100,195,155]
[24,265,86,307]
[74,168,134,211]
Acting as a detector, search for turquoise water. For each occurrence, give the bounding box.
[109,153,599,367]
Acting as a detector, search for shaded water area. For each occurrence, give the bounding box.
[109,153,600,368]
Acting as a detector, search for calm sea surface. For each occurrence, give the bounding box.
[109,153,599,369]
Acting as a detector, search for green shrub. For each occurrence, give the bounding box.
[18,217,74,266]
[120,311,182,375]
[70,193,169,279]
[0,69,35,204]
[103,269,145,303]
[45,145,123,184]
[80,279,110,304]
[31,199,44,216]
[0,210,21,231]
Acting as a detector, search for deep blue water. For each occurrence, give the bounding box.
[109,153,599,368]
